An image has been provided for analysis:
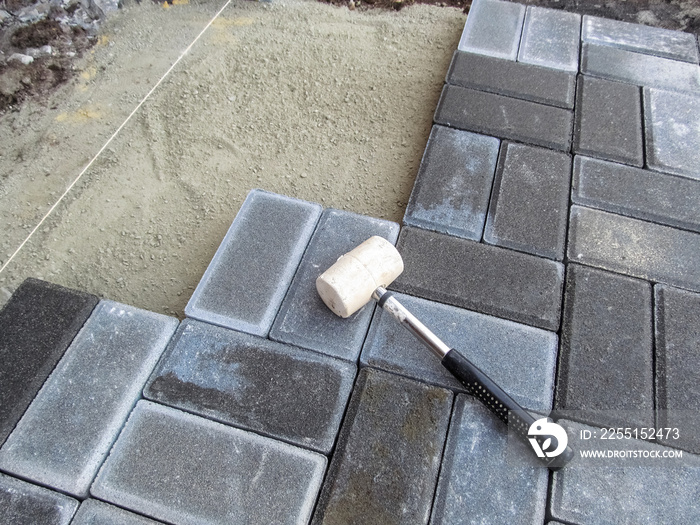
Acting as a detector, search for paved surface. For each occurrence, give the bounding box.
[1,0,700,523]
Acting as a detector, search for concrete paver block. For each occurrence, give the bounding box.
[457,0,525,60]
[0,472,78,525]
[72,499,165,525]
[518,6,581,72]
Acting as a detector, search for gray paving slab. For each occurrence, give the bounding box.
[72,499,165,525]
[0,278,98,445]
[581,42,700,93]
[311,368,452,525]
[568,205,700,293]
[91,400,327,525]
[655,285,700,454]
[0,300,178,499]
[573,75,643,166]
[518,6,581,72]
[572,155,700,233]
[269,208,399,361]
[457,0,525,60]
[402,125,500,241]
[483,142,571,260]
[393,226,564,331]
[185,189,321,336]
[429,395,548,525]
[446,51,576,109]
[644,87,700,180]
[434,84,574,151]
[144,319,356,454]
[582,15,700,63]
[0,472,78,525]
[555,264,654,429]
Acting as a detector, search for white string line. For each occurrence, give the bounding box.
[0,0,232,276]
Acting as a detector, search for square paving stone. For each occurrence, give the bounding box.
[269,208,399,361]
[0,301,177,499]
[403,125,500,241]
[483,142,571,260]
[0,472,78,525]
[518,6,581,72]
[144,319,356,454]
[91,400,327,525]
[311,368,452,525]
[0,278,98,446]
[72,499,165,525]
[185,189,321,336]
[457,0,525,60]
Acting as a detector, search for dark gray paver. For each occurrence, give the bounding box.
[144,319,355,454]
[655,285,700,454]
[393,226,564,331]
[312,368,452,525]
[0,278,98,446]
[269,208,399,361]
[582,15,700,63]
[0,472,78,525]
[72,499,165,525]
[185,189,321,336]
[91,400,326,525]
[434,84,574,151]
[568,205,700,293]
[429,395,548,525]
[518,6,581,72]
[573,75,643,166]
[644,87,700,180]
[0,301,178,498]
[446,51,576,109]
[483,142,571,260]
[572,155,700,233]
[555,264,654,429]
[457,0,525,60]
[402,125,500,241]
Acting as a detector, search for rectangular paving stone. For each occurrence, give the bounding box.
[0,472,78,525]
[269,208,399,361]
[185,189,321,336]
[430,395,548,525]
[572,155,700,233]
[555,264,654,429]
[72,499,165,525]
[312,368,452,525]
[568,205,700,293]
[403,125,500,241]
[360,292,558,413]
[0,300,178,499]
[457,0,525,60]
[393,226,564,331]
[518,6,581,72]
[483,142,571,260]
[144,319,356,454]
[434,84,574,151]
[644,87,700,180]
[582,15,700,63]
[91,400,327,525]
[0,278,98,445]
[446,51,576,109]
[573,75,643,166]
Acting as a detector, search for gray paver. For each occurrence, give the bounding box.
[483,142,571,260]
[72,499,165,525]
[0,300,178,498]
[434,84,574,151]
[555,264,654,429]
[312,368,452,525]
[457,0,525,60]
[572,155,700,233]
[518,6,581,72]
[582,15,700,63]
[430,395,548,525]
[0,472,78,525]
[393,226,564,331]
[403,125,500,241]
[446,51,576,109]
[269,208,399,361]
[185,189,321,336]
[144,319,356,454]
[573,75,643,166]
[568,205,700,293]
[644,87,700,180]
[91,400,326,525]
